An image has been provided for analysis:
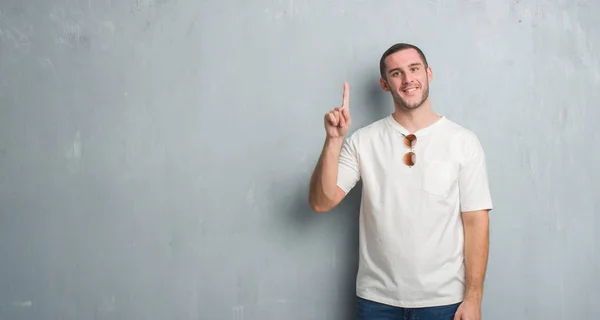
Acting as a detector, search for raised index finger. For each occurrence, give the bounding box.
[342,82,349,109]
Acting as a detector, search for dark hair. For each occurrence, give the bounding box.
[379,43,429,79]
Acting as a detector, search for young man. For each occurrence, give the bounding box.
[308,43,493,320]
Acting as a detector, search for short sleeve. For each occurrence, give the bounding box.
[337,135,361,194]
[459,133,493,212]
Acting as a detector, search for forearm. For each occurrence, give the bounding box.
[309,137,344,210]
[462,211,490,302]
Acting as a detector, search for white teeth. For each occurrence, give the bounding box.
[404,88,417,93]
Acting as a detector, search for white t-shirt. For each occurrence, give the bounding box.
[337,114,493,308]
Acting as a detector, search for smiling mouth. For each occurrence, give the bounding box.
[402,87,419,94]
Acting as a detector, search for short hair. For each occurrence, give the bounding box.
[379,43,429,79]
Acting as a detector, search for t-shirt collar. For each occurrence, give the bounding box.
[385,114,446,137]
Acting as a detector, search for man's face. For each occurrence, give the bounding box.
[380,49,433,110]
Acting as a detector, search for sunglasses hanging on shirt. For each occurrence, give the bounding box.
[403,134,417,167]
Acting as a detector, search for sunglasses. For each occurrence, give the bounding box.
[403,134,417,167]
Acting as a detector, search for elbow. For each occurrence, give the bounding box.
[310,203,330,213]
[308,196,333,213]
[309,187,345,213]
[308,200,326,213]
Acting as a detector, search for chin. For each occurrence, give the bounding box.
[397,97,423,110]
[403,104,422,110]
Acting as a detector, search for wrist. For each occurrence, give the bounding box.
[325,136,345,147]
[464,290,483,303]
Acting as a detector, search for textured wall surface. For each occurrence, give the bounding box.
[1,0,598,319]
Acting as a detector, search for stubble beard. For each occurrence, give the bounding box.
[392,83,430,111]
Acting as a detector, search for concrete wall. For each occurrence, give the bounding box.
[1,0,598,319]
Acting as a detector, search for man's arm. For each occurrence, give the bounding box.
[461,209,490,303]
[308,137,347,212]
[309,82,358,213]
[454,132,492,320]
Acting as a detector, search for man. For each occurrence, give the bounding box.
[308,43,493,320]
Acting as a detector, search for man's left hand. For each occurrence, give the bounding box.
[453,299,481,320]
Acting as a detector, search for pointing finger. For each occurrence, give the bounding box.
[341,107,351,124]
[342,82,349,109]
[339,109,346,127]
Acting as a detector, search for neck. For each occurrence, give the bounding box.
[391,99,441,133]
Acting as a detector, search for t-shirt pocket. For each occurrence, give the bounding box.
[422,160,458,197]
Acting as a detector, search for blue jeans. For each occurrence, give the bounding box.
[355,296,461,320]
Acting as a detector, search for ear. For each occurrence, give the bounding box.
[379,78,390,92]
[426,66,433,82]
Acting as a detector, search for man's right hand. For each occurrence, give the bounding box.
[324,82,351,138]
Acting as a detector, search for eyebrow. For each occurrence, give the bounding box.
[388,62,423,74]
